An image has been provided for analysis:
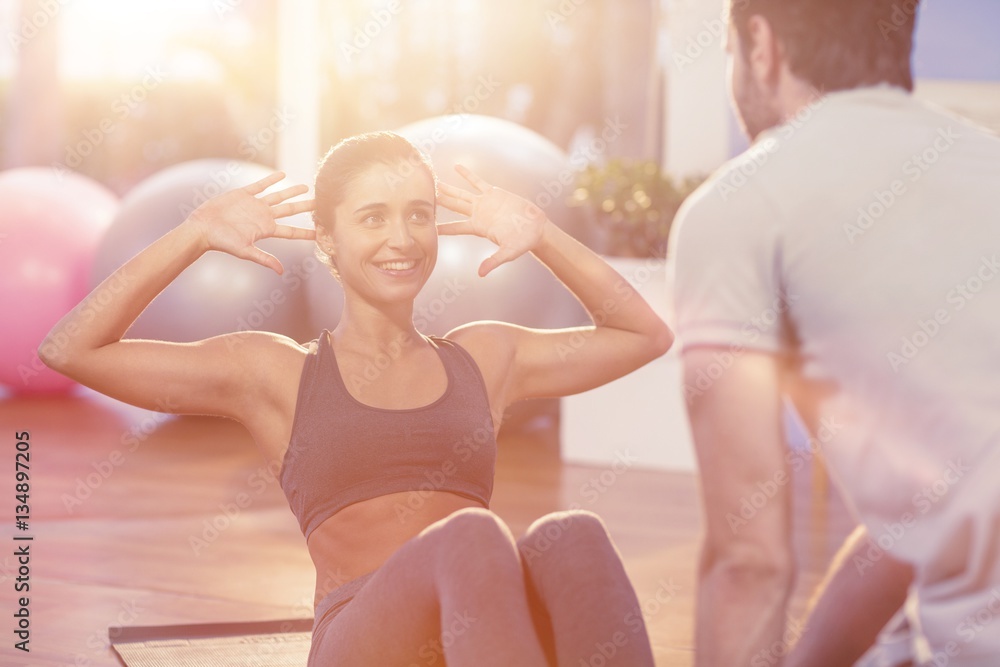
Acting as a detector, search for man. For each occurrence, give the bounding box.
[670,1,1000,665]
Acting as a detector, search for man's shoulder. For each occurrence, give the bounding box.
[672,149,781,239]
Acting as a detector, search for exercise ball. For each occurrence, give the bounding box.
[399,114,597,242]
[399,114,589,335]
[91,160,316,343]
[0,168,118,394]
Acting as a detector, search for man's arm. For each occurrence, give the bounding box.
[785,525,914,667]
[685,348,796,667]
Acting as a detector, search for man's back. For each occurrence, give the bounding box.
[673,84,1000,661]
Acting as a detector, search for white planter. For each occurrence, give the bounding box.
[560,256,697,472]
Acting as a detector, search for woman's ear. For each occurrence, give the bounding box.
[317,228,336,256]
[315,228,341,280]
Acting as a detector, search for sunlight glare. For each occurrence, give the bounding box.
[61,0,219,80]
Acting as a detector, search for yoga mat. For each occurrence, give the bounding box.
[110,618,313,667]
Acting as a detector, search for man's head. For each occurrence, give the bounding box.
[726,0,920,139]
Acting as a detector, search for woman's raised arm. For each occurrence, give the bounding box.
[38,172,315,420]
[437,165,673,405]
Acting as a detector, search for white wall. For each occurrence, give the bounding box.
[662,0,732,178]
[560,257,697,472]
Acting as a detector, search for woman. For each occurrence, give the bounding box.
[41,131,673,666]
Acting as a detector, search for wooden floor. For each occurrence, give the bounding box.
[0,391,854,666]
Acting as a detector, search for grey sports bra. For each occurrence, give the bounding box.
[279,330,497,539]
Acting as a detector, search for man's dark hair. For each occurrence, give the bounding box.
[729,0,920,92]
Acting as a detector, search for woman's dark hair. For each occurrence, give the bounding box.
[312,131,437,276]
[729,0,919,93]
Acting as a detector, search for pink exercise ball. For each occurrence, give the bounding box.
[91,160,316,344]
[0,168,119,395]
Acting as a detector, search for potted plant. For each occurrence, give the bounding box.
[569,159,705,258]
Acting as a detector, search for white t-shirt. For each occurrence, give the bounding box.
[671,85,1000,663]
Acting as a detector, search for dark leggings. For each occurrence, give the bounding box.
[307,508,655,666]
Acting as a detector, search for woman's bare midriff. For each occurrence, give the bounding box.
[305,490,485,606]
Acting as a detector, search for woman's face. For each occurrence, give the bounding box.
[324,160,438,305]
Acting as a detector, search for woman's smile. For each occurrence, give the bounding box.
[372,257,422,277]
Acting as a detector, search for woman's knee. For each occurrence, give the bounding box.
[422,508,521,571]
[434,507,513,540]
[520,509,614,559]
[518,510,627,582]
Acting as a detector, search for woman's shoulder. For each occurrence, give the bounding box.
[225,330,323,425]
[440,322,518,371]
[223,329,321,365]
[441,321,517,350]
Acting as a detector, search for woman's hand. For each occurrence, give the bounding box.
[436,165,551,277]
[185,171,317,274]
